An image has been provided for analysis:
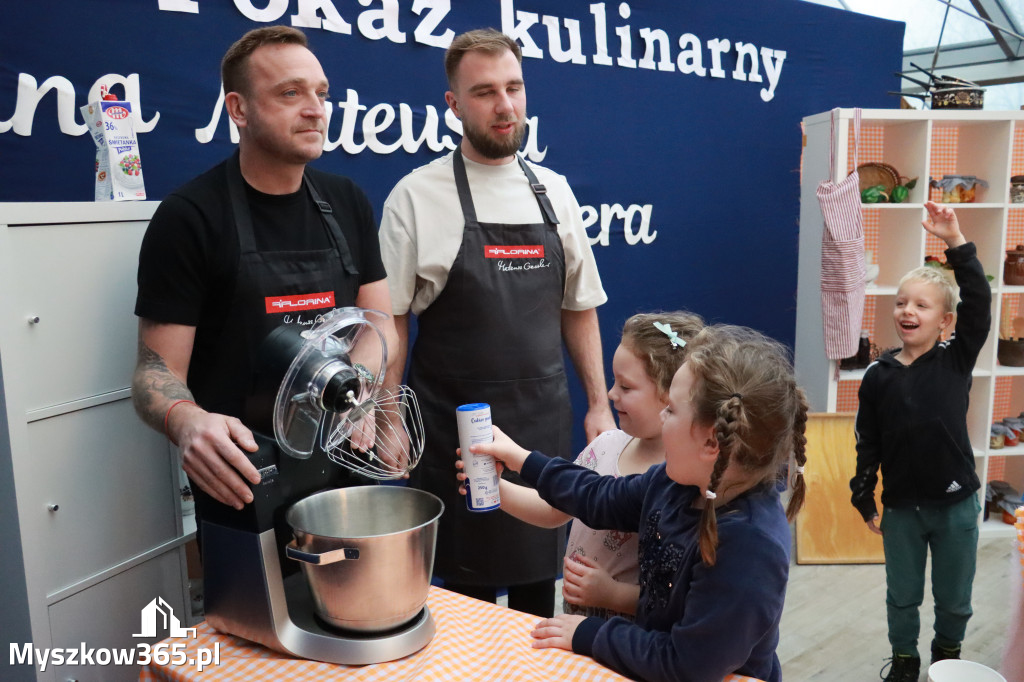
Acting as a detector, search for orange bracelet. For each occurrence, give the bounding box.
[164,399,196,439]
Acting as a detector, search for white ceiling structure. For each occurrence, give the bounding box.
[803,0,1024,109]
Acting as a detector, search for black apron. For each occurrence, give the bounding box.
[190,151,360,421]
[190,152,362,546]
[408,149,572,586]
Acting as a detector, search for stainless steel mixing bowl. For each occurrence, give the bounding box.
[285,485,443,632]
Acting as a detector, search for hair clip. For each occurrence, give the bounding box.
[654,321,686,349]
[704,490,717,500]
[795,465,805,475]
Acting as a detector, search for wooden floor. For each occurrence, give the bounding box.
[779,536,1015,681]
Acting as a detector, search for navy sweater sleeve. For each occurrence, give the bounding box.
[520,450,649,532]
[571,617,603,657]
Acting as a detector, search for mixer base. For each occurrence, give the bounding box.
[283,572,436,662]
[203,522,435,665]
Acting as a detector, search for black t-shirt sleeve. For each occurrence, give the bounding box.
[352,184,386,286]
[135,192,213,326]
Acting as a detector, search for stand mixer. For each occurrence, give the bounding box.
[193,308,435,664]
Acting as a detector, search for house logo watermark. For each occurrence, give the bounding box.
[9,596,219,672]
[134,596,196,638]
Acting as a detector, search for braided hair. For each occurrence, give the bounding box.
[683,325,808,565]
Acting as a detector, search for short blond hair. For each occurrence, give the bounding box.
[898,266,959,313]
[444,28,521,89]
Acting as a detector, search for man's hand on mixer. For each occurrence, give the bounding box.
[171,404,261,510]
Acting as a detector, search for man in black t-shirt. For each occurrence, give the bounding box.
[132,26,394,511]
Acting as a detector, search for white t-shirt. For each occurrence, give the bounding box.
[379,151,607,316]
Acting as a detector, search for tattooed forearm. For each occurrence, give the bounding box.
[132,338,194,433]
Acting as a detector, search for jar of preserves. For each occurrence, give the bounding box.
[1011,176,1024,204]
[1005,245,1024,285]
[930,175,988,203]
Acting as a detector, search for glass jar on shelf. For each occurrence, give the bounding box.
[1006,246,1024,286]
[930,175,988,203]
[1011,176,1024,204]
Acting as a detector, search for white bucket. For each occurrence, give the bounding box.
[928,660,1006,682]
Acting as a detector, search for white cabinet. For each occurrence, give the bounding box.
[795,109,1024,539]
[47,551,186,682]
[0,202,190,681]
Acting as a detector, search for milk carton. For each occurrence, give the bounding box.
[80,98,146,201]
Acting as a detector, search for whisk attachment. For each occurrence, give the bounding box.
[324,384,424,480]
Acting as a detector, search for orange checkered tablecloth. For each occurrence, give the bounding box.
[138,586,763,682]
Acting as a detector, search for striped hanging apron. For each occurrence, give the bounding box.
[816,108,866,361]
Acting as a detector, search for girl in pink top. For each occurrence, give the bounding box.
[459,311,703,619]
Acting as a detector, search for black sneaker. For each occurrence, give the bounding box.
[879,653,921,682]
[931,641,961,663]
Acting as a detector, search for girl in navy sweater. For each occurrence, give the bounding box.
[471,325,808,682]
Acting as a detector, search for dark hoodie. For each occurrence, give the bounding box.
[850,242,990,521]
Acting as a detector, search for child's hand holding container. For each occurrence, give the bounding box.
[457,403,501,512]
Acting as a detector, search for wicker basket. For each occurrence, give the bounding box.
[858,162,901,193]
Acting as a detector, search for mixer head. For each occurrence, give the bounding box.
[270,307,423,479]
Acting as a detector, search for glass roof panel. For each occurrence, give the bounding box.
[801,0,1024,106]
[1006,2,1024,32]
[801,0,999,50]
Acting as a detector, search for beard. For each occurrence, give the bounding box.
[461,116,526,160]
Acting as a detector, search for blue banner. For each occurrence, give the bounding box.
[0,0,904,448]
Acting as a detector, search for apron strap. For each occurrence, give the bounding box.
[226,151,258,255]
[516,155,560,227]
[452,148,560,227]
[452,148,480,225]
[828,108,862,182]
[303,171,359,277]
[226,151,358,277]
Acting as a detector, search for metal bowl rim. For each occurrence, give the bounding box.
[286,485,444,540]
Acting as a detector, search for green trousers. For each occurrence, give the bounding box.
[880,494,980,657]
